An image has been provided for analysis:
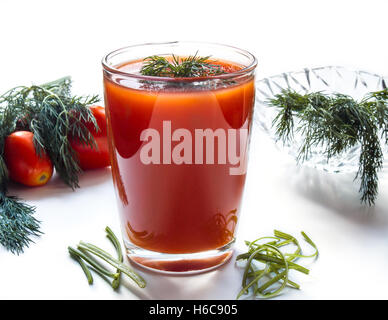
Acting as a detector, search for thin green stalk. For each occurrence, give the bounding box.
[238,244,289,299]
[237,230,318,299]
[78,241,146,288]
[247,236,280,252]
[68,247,93,284]
[69,246,119,279]
[301,231,319,257]
[237,263,270,299]
[237,252,309,274]
[105,226,123,289]
[256,270,288,298]
[274,230,302,261]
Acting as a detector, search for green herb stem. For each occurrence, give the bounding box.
[69,246,119,279]
[77,241,146,288]
[236,252,310,274]
[68,247,94,284]
[68,227,146,291]
[236,230,318,299]
[105,226,123,289]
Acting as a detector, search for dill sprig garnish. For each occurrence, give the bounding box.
[269,88,388,205]
[140,53,226,78]
[0,76,100,254]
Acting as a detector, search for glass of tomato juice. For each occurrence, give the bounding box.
[102,42,257,273]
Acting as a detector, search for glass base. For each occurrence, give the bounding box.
[124,239,235,275]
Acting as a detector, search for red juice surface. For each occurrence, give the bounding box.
[104,59,255,254]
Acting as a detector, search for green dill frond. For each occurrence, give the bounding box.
[270,90,310,143]
[0,194,41,255]
[140,53,226,78]
[269,88,388,205]
[28,91,99,188]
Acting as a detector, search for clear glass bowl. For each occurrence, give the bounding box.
[254,66,388,173]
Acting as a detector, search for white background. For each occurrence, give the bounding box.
[1,0,388,300]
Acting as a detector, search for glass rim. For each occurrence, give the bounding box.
[101,41,258,82]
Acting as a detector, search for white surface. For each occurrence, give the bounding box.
[1,0,388,300]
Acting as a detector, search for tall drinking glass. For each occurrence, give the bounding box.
[102,42,257,273]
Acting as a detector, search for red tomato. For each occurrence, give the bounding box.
[4,131,53,187]
[70,105,110,170]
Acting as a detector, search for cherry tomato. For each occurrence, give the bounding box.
[70,105,110,170]
[4,131,53,187]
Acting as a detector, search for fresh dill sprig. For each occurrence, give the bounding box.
[269,88,388,205]
[0,194,41,255]
[0,76,100,254]
[140,52,226,78]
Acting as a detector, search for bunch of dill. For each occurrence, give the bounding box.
[0,76,99,254]
[269,88,388,205]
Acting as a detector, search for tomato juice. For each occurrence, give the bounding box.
[102,43,257,272]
